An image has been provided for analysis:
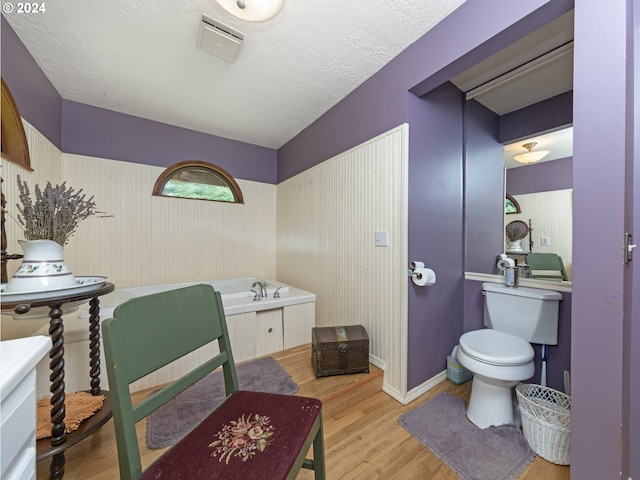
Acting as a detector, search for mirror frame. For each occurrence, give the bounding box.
[505,193,521,214]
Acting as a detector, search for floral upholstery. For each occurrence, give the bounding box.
[141,390,322,479]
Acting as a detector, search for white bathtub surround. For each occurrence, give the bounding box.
[93,277,311,317]
[30,277,315,396]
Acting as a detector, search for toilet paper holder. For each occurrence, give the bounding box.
[409,260,425,271]
[408,261,436,286]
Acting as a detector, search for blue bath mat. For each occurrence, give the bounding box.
[399,393,534,480]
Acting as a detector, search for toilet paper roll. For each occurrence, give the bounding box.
[410,261,425,270]
[412,267,436,286]
[497,257,515,271]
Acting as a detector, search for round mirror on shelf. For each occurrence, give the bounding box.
[506,220,529,252]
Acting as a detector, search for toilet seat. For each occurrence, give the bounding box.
[459,329,534,366]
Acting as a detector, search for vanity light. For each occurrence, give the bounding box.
[214,0,284,22]
[513,142,550,164]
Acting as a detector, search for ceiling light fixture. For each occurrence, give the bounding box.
[513,142,550,164]
[214,0,284,22]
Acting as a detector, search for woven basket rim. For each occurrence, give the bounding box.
[516,384,571,428]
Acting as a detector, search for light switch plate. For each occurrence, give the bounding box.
[375,230,388,247]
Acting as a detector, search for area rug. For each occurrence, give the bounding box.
[146,356,298,448]
[36,392,105,439]
[398,393,534,480]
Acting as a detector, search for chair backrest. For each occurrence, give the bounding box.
[102,284,239,480]
[525,253,568,281]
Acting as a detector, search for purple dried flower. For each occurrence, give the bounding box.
[15,175,104,245]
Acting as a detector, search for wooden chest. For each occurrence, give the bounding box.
[311,325,369,377]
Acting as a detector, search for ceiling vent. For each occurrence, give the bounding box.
[197,14,244,63]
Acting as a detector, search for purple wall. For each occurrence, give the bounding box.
[464,100,505,275]
[406,83,465,388]
[499,91,572,143]
[1,16,61,148]
[630,4,640,475]
[61,100,277,184]
[506,156,573,194]
[571,0,636,478]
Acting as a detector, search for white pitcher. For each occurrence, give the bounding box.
[5,239,76,293]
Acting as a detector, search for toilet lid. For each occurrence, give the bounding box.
[459,329,534,366]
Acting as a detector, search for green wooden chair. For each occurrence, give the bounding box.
[102,284,325,480]
[525,253,568,281]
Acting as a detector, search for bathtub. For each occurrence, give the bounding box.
[81,276,314,318]
[32,277,316,395]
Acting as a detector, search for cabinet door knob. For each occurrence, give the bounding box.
[268,327,273,333]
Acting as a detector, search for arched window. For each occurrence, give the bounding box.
[1,77,32,171]
[153,160,243,204]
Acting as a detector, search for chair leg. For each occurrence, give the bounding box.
[312,412,326,480]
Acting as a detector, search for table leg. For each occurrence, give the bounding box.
[88,296,102,395]
[47,303,66,449]
[49,452,65,480]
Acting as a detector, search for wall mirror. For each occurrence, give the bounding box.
[455,11,574,285]
[504,129,573,280]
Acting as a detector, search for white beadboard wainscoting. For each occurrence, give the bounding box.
[276,125,409,401]
[60,154,277,288]
[2,120,277,340]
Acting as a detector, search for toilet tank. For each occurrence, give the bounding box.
[482,282,563,345]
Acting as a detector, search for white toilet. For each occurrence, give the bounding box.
[457,282,562,428]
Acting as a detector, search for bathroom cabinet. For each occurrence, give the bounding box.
[283,302,316,349]
[227,302,315,362]
[1,336,50,480]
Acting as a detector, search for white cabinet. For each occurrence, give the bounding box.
[226,312,256,363]
[255,309,284,357]
[1,336,50,480]
[283,303,316,349]
[226,310,284,361]
[226,302,315,361]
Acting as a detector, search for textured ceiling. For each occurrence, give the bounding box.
[3,0,466,149]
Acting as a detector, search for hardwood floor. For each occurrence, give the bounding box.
[37,344,570,479]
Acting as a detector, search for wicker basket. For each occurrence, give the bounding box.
[516,384,571,465]
[446,355,471,384]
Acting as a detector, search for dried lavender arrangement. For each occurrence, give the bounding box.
[15,175,101,246]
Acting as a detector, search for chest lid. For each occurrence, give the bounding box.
[312,325,368,346]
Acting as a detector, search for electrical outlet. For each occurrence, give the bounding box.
[375,230,388,247]
[540,236,551,246]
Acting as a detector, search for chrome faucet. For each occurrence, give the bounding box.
[252,281,267,298]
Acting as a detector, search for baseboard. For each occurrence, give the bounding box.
[381,370,447,405]
[382,383,405,404]
[404,370,448,404]
[369,354,385,370]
